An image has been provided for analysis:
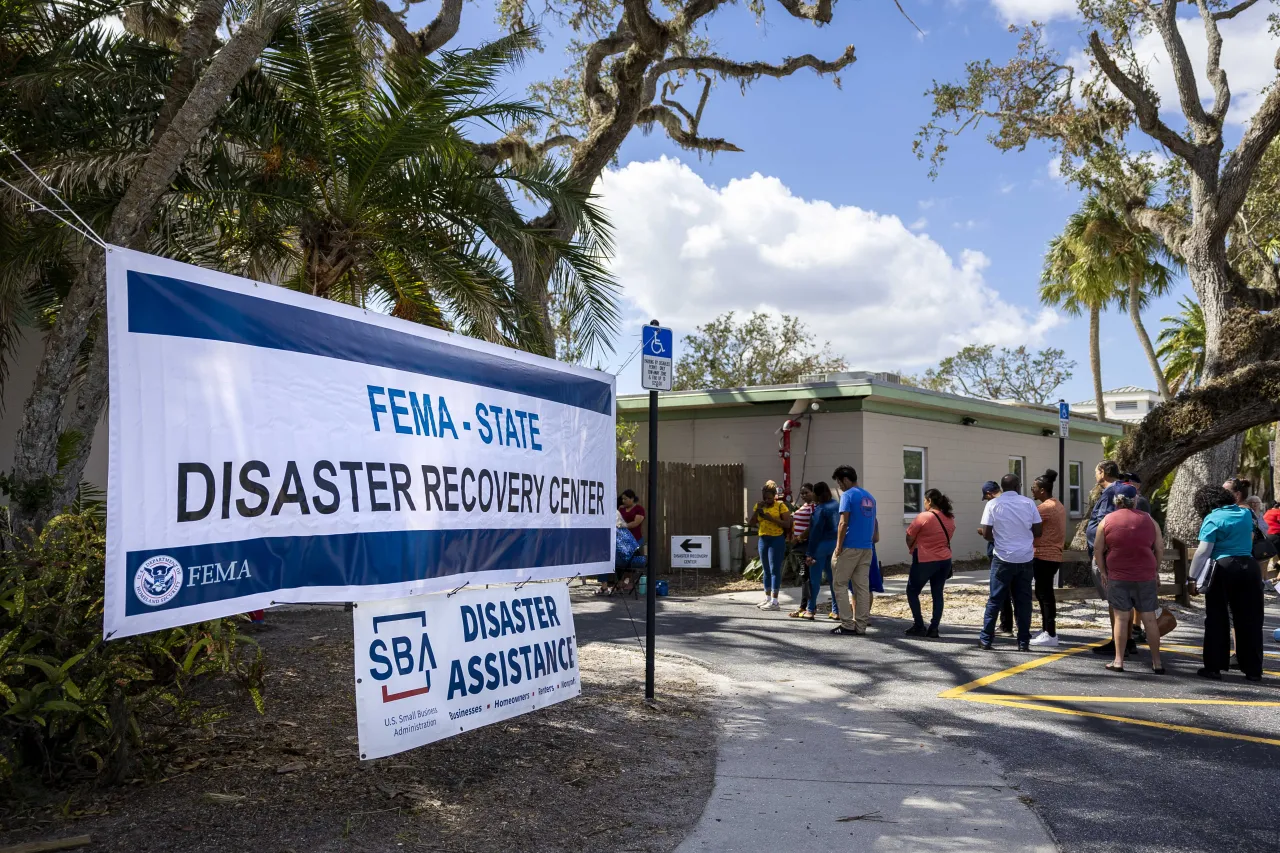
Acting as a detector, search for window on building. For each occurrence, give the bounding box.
[1068,461,1083,516]
[1115,400,1138,411]
[1007,456,1025,493]
[903,447,926,516]
[1147,400,1154,411]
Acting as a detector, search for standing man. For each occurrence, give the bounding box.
[1086,461,1136,658]
[831,465,878,636]
[978,473,1043,651]
[980,481,1014,635]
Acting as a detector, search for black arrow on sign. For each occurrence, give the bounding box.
[680,538,703,552]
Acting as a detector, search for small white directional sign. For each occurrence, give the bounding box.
[1058,401,1070,438]
[641,325,673,391]
[671,535,711,569]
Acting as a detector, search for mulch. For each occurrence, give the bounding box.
[0,607,717,853]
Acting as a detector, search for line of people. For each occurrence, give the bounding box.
[744,459,1269,682]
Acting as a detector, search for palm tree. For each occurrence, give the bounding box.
[1040,196,1179,423]
[163,8,615,349]
[1156,297,1206,393]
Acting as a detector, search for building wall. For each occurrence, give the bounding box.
[630,407,1106,569]
[0,333,108,496]
[860,413,1105,564]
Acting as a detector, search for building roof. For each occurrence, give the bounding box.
[618,374,1125,438]
[1072,386,1158,406]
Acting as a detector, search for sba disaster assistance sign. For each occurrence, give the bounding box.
[105,248,615,639]
[354,583,579,759]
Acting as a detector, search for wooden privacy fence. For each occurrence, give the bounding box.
[616,461,745,570]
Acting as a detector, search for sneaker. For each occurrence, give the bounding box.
[757,598,773,609]
[1093,640,1116,656]
[1018,642,1031,652]
[926,626,940,638]
[978,641,994,651]
[1029,631,1058,648]
[761,600,780,611]
[904,624,927,636]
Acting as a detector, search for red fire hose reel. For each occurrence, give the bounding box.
[777,418,803,503]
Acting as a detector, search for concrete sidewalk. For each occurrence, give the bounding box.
[675,676,1057,853]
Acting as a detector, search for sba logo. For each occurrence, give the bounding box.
[367,611,438,703]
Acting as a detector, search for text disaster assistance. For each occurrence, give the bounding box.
[173,386,607,522]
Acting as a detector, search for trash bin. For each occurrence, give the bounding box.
[718,527,731,573]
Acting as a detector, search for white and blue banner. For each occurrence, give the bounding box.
[352,583,580,759]
[105,248,615,639]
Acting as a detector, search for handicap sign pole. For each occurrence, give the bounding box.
[1057,400,1069,589]
[641,319,673,700]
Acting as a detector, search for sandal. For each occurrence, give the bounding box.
[801,611,815,621]
[788,609,806,618]
[1152,667,1166,674]
[1105,663,1125,672]
[594,586,612,596]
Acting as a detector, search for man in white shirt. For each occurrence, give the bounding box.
[978,473,1043,651]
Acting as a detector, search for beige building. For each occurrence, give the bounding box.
[619,372,1123,566]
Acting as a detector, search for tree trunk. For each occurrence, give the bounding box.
[1273,422,1280,504]
[1089,305,1105,423]
[1129,274,1172,401]
[1161,240,1243,542]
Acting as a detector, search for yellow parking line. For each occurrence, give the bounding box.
[960,693,1280,748]
[982,694,1280,707]
[938,641,1106,699]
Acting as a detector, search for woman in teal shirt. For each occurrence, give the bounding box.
[1190,485,1264,681]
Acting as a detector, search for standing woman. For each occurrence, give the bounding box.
[801,482,839,620]
[752,483,791,611]
[1095,485,1166,674]
[904,488,956,638]
[1190,485,1266,681]
[1030,470,1066,648]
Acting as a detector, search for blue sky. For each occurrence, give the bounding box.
[407,0,1273,402]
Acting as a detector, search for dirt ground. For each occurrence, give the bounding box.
[0,607,718,853]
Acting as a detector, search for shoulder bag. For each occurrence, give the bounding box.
[929,510,955,579]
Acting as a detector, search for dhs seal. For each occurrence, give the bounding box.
[134,555,183,607]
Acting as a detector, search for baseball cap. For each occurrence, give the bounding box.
[981,480,1000,497]
[1114,483,1138,500]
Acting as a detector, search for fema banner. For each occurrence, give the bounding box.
[352,584,580,759]
[104,248,615,639]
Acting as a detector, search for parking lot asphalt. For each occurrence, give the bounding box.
[573,585,1280,852]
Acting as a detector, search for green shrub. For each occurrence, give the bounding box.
[0,511,265,795]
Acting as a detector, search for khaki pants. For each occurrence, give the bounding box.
[833,548,873,632]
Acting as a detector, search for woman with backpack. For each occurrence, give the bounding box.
[904,488,956,638]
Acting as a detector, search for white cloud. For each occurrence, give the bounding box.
[909,217,929,231]
[1000,182,1017,194]
[594,158,1061,372]
[990,0,1078,24]
[1047,156,1066,183]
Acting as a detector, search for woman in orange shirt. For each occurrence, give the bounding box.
[904,489,957,638]
[1030,470,1066,648]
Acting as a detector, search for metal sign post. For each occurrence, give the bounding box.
[1057,400,1068,590]
[640,320,672,699]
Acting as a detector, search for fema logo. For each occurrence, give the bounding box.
[133,555,183,607]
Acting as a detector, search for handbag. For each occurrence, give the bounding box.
[929,510,955,579]
[1155,606,1178,637]
[615,526,639,562]
[1252,525,1277,561]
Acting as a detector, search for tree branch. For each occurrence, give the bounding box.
[1088,32,1198,162]
[1125,202,1193,257]
[647,45,856,90]
[773,0,833,24]
[583,32,633,119]
[1213,0,1261,20]
[1151,0,1213,134]
[1195,0,1231,124]
[1218,56,1280,236]
[373,0,463,56]
[109,1,290,247]
[150,0,228,142]
[636,103,743,152]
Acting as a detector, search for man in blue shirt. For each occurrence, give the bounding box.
[831,465,878,636]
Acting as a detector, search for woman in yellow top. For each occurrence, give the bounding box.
[752,483,791,610]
